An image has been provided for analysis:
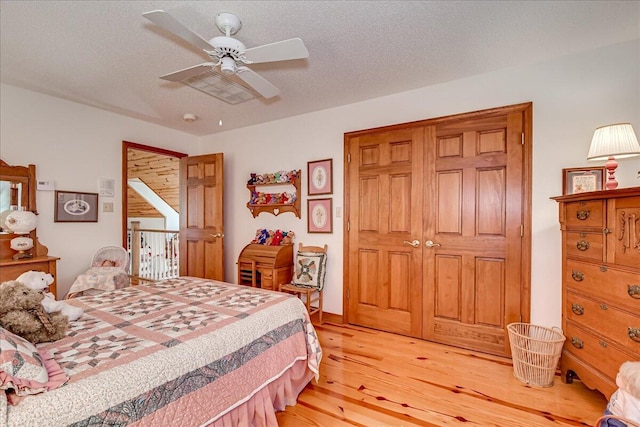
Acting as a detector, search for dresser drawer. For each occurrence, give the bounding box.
[564,322,637,382]
[565,291,640,350]
[565,200,605,228]
[565,232,604,261]
[565,259,640,312]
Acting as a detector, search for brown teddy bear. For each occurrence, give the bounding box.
[0,281,68,343]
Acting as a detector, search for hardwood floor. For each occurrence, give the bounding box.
[278,321,608,427]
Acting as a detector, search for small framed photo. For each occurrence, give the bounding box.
[307,158,333,195]
[54,191,99,222]
[308,198,333,233]
[562,167,605,195]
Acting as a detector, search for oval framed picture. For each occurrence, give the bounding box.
[307,198,332,233]
[54,191,99,222]
[307,158,333,195]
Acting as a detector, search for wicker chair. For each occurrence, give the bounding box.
[67,246,130,298]
[279,243,327,323]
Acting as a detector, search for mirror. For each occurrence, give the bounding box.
[0,159,42,258]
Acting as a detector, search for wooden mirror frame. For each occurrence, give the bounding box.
[0,159,47,259]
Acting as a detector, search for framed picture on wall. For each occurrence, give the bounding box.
[307,158,333,196]
[308,198,332,233]
[562,167,605,195]
[54,191,99,222]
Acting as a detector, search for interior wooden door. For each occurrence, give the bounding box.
[346,127,425,337]
[422,109,527,355]
[179,153,225,280]
[345,103,531,357]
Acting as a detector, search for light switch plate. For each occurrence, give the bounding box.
[103,202,114,213]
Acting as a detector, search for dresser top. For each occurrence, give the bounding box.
[551,186,640,203]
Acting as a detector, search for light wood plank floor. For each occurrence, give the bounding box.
[278,321,608,426]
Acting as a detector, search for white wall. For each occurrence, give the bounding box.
[0,84,198,296]
[200,39,640,327]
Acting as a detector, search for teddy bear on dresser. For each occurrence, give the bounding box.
[0,281,69,343]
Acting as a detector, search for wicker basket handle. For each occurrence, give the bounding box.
[594,415,640,427]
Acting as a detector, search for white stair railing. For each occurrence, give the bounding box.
[128,221,179,281]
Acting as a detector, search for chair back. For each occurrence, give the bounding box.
[92,246,130,271]
[292,243,328,291]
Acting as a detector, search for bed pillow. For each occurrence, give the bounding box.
[292,251,327,290]
[0,327,68,397]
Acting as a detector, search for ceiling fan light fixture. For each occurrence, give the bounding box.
[181,67,256,104]
[220,56,236,75]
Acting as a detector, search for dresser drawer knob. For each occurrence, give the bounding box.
[629,327,640,342]
[576,210,590,220]
[599,341,607,348]
[629,285,640,299]
[600,266,608,273]
[576,240,590,251]
[571,337,584,349]
[571,271,584,282]
[603,228,612,235]
[600,304,608,310]
[571,304,584,315]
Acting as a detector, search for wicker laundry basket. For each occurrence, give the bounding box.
[507,322,566,387]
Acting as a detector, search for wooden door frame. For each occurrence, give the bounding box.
[343,102,533,325]
[121,141,187,249]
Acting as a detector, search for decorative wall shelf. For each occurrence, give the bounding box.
[246,170,301,218]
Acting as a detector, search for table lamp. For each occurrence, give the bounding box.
[587,123,640,190]
[4,209,37,260]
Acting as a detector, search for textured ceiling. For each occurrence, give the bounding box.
[1,1,638,136]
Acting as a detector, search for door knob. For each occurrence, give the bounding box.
[402,240,420,248]
[425,240,441,248]
[210,233,224,239]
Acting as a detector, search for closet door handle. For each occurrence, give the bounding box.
[210,233,224,239]
[424,240,441,248]
[403,240,420,248]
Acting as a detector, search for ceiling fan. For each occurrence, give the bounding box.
[142,10,309,99]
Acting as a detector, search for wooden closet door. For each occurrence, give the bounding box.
[422,110,526,355]
[345,103,531,357]
[346,127,425,337]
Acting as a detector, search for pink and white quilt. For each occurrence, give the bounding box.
[1,277,322,426]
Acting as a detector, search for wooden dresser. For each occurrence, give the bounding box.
[0,256,60,298]
[237,244,293,291]
[552,187,640,399]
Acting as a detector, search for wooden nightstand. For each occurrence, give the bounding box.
[0,256,60,298]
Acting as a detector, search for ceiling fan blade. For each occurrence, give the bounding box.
[160,63,216,82]
[236,67,280,99]
[243,38,309,64]
[142,10,213,51]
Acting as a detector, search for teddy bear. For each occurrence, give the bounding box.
[16,271,83,321]
[270,230,284,246]
[0,281,69,343]
[282,230,295,245]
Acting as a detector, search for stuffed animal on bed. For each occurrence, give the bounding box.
[0,281,68,343]
[16,270,83,321]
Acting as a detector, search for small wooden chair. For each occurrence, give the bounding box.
[279,243,328,323]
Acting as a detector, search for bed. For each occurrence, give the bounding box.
[1,277,322,427]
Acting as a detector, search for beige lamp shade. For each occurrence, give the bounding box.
[587,123,640,190]
[587,123,640,160]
